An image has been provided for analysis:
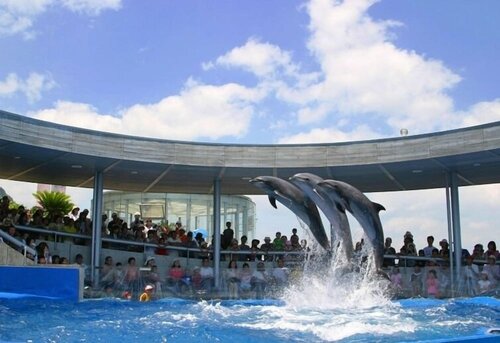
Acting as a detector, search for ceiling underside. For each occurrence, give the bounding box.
[1,111,500,195]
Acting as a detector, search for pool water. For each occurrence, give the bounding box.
[0,295,498,343]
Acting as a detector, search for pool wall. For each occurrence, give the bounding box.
[0,265,83,301]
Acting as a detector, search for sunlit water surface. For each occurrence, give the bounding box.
[1,246,499,342]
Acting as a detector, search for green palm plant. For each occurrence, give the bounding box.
[33,191,75,220]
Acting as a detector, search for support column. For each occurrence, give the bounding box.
[213,178,222,289]
[445,179,455,295]
[449,172,463,289]
[91,170,104,288]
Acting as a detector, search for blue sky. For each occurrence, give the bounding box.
[1,0,499,251]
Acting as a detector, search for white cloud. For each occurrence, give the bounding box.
[31,80,264,141]
[0,72,56,102]
[459,100,500,127]
[0,0,121,38]
[60,0,121,15]
[298,0,463,132]
[204,38,298,79]
[278,124,381,144]
[30,101,122,132]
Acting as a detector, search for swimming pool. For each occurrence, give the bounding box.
[0,294,498,343]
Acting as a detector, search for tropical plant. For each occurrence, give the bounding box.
[32,191,74,220]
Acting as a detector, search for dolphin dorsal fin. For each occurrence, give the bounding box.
[373,202,386,212]
[268,195,278,209]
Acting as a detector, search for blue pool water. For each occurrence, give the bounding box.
[0,295,499,343]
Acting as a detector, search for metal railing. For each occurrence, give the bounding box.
[0,228,37,262]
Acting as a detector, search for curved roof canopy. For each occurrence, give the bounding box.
[1,110,500,195]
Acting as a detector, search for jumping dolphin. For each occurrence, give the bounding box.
[249,176,330,251]
[290,173,354,261]
[316,179,385,271]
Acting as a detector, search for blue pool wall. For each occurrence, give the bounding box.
[0,265,83,301]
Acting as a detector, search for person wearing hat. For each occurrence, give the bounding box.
[130,212,143,232]
[260,237,274,261]
[139,284,154,302]
[439,239,450,259]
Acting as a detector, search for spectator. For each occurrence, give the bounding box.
[383,237,396,267]
[410,265,423,297]
[462,256,479,296]
[485,241,500,259]
[251,262,268,299]
[423,236,435,257]
[439,239,450,260]
[483,255,500,286]
[221,221,234,250]
[199,257,214,294]
[273,232,284,251]
[471,244,484,260]
[260,237,274,261]
[239,262,253,296]
[225,260,239,299]
[478,272,492,294]
[426,270,440,298]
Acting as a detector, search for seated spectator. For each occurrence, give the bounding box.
[485,241,500,259]
[426,270,440,298]
[478,272,492,294]
[271,259,289,289]
[144,265,162,294]
[124,257,139,293]
[100,256,116,288]
[239,262,253,296]
[462,255,479,296]
[251,262,268,299]
[483,255,500,286]
[390,266,403,297]
[75,253,91,285]
[166,259,188,294]
[199,257,214,294]
[225,260,239,299]
[471,244,485,260]
[37,242,52,264]
[410,265,423,297]
[139,284,154,302]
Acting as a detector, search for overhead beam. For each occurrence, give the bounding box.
[378,164,406,190]
[76,160,123,188]
[143,165,173,193]
[7,152,69,180]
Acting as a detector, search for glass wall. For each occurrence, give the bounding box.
[102,191,256,240]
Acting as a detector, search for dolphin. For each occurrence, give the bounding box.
[316,179,385,271]
[290,173,354,261]
[249,176,330,251]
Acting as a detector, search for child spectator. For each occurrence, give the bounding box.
[426,270,440,298]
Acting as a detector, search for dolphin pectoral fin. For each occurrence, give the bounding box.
[372,202,386,212]
[335,202,346,214]
[268,195,278,209]
[341,198,352,213]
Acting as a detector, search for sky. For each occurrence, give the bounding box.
[0,0,499,252]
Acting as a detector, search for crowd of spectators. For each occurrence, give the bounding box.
[381,231,500,297]
[1,195,499,299]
